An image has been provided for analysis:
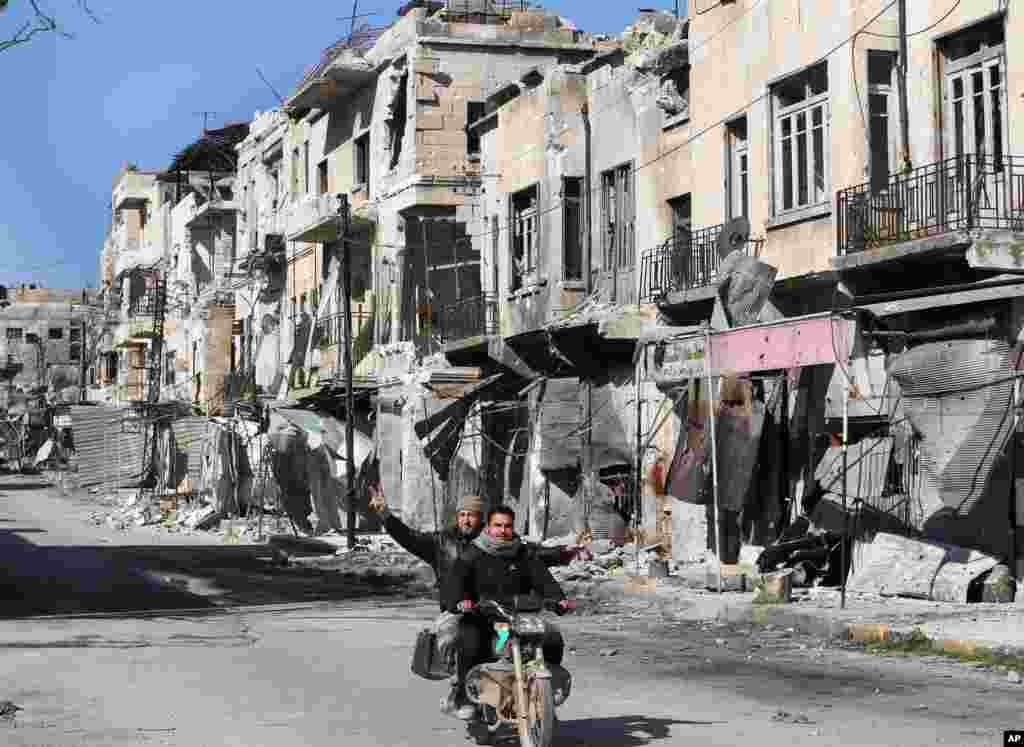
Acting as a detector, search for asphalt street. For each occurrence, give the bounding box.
[0,473,1021,746]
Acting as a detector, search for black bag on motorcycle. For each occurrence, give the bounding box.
[411,628,452,681]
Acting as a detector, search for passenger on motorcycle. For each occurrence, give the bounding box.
[441,505,572,720]
[367,489,586,717]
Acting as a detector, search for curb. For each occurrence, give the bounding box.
[578,576,1024,659]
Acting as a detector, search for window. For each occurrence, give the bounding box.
[867,51,896,191]
[317,159,329,195]
[48,328,63,340]
[669,194,692,241]
[291,148,300,201]
[563,177,584,280]
[942,17,1006,166]
[490,214,501,293]
[727,118,749,219]
[165,352,175,386]
[389,73,409,170]
[661,66,690,120]
[466,101,485,156]
[601,163,635,271]
[70,343,81,362]
[271,166,281,211]
[6,327,23,342]
[300,292,308,315]
[355,132,370,187]
[773,62,829,214]
[290,296,297,319]
[510,185,539,291]
[303,141,310,195]
[70,327,81,342]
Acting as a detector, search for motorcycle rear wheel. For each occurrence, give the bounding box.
[521,678,555,747]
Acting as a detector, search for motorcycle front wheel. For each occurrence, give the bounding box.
[521,678,555,747]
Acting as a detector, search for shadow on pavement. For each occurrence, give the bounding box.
[554,715,720,746]
[0,528,426,618]
[0,527,215,617]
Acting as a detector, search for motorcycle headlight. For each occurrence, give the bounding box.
[514,614,546,636]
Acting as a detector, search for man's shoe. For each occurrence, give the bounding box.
[440,683,459,715]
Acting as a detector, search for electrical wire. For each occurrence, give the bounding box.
[347,0,900,255]
[860,0,964,38]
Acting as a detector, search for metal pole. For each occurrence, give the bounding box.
[634,353,643,575]
[705,330,722,594]
[1010,373,1020,580]
[338,195,357,550]
[897,0,912,173]
[581,102,594,534]
[841,367,849,610]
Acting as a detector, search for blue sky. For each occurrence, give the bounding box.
[0,1,670,291]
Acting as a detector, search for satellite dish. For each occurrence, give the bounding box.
[717,216,751,259]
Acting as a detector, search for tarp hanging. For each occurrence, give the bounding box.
[887,338,1016,517]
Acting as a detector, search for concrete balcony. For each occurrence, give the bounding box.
[185,199,238,229]
[835,154,1024,264]
[112,171,153,211]
[285,192,348,244]
[286,50,375,115]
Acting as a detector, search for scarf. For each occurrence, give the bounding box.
[472,531,522,559]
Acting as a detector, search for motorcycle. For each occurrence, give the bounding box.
[461,597,573,747]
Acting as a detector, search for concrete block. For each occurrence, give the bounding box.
[753,569,793,604]
[847,623,891,643]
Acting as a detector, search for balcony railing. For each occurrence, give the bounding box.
[639,223,761,302]
[437,293,499,343]
[837,154,1024,255]
[313,309,372,349]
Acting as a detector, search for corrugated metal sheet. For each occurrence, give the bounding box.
[888,339,1015,516]
[815,437,894,503]
[171,417,210,489]
[70,405,146,488]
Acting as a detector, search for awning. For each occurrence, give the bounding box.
[643,311,868,385]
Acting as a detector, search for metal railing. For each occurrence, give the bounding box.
[837,154,1024,255]
[444,0,530,23]
[313,309,373,349]
[437,293,499,343]
[639,223,760,302]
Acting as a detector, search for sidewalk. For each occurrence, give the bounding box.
[571,574,1024,657]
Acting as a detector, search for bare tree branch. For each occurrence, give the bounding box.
[1,0,100,54]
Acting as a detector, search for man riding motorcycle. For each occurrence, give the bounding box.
[367,487,585,717]
[441,505,572,720]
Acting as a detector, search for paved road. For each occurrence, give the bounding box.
[0,474,1021,746]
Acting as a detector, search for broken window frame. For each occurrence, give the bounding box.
[772,61,830,215]
[48,327,63,341]
[70,343,82,362]
[6,327,23,342]
[303,141,311,196]
[70,327,81,343]
[601,163,635,272]
[317,158,329,196]
[354,131,370,187]
[866,50,897,191]
[510,184,540,292]
[389,73,409,171]
[726,117,750,220]
[562,176,584,281]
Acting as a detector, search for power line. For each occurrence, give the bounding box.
[358,0,900,254]
[860,0,963,38]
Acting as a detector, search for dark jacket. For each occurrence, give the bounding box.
[384,515,569,587]
[441,543,566,614]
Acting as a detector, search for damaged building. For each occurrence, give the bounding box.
[85,1,1024,597]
